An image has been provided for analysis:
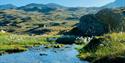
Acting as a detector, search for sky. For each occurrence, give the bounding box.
[0,0,116,7]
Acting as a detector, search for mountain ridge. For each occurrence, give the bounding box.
[103,0,125,8]
[0,4,16,10]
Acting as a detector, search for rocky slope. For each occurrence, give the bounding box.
[78,8,125,36]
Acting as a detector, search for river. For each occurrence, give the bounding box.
[0,45,88,63]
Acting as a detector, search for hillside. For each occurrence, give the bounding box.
[0,10,79,35]
[18,3,99,14]
[0,3,100,35]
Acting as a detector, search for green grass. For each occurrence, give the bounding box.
[0,32,62,54]
[78,32,125,63]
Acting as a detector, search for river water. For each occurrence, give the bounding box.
[0,45,88,63]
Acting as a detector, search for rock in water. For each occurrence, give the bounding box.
[39,53,48,56]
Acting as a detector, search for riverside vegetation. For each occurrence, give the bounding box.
[77,7,125,63]
[78,32,125,63]
[0,32,65,55]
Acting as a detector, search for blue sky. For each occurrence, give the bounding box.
[0,0,115,7]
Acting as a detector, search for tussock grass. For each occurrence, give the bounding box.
[78,32,125,63]
[0,32,61,54]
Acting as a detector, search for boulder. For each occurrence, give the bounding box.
[96,8,123,32]
[78,14,107,36]
[78,8,125,36]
